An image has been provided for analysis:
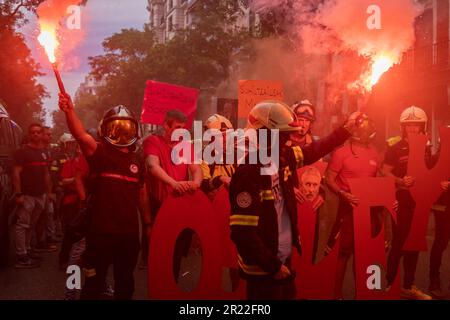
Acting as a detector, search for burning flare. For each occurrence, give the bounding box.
[37,28,59,63]
[370,55,395,86]
[349,54,397,93]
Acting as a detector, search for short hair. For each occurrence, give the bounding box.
[28,123,43,132]
[300,166,322,182]
[164,109,187,126]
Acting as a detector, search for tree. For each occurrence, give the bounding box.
[78,0,252,120]
[0,3,48,129]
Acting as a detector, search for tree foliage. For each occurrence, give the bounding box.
[0,0,48,129]
[75,0,252,122]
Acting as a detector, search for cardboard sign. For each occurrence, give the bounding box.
[148,191,223,300]
[348,177,400,300]
[238,80,284,118]
[141,80,199,128]
[293,201,338,300]
[405,127,450,251]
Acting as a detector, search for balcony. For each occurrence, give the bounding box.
[400,41,450,72]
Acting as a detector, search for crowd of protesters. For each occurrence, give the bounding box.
[3,91,449,301]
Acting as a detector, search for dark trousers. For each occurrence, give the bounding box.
[246,278,296,300]
[59,203,82,265]
[429,208,450,285]
[327,198,383,257]
[386,190,419,289]
[245,259,296,300]
[80,233,140,300]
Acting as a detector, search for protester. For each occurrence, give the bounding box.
[200,114,236,200]
[12,123,54,268]
[143,109,202,279]
[428,174,450,299]
[382,106,432,300]
[296,167,324,262]
[34,127,58,253]
[58,139,84,269]
[291,100,317,148]
[229,100,360,300]
[323,114,383,299]
[297,167,322,204]
[59,93,151,300]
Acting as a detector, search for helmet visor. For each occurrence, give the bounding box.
[353,118,376,141]
[294,106,315,121]
[104,119,138,147]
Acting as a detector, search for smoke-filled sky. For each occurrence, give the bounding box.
[22,0,149,125]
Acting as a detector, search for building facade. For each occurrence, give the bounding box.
[369,0,450,147]
[147,0,258,43]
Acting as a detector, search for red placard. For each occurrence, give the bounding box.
[148,191,223,299]
[348,177,401,300]
[293,201,339,300]
[405,127,450,251]
[141,80,199,128]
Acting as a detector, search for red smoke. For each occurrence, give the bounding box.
[37,0,84,70]
[251,0,424,93]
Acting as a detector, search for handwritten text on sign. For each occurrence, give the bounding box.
[238,80,284,118]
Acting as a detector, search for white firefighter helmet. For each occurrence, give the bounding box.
[205,114,233,131]
[400,106,428,131]
[292,100,316,121]
[58,133,75,145]
[246,100,301,132]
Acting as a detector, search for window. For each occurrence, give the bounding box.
[168,15,173,31]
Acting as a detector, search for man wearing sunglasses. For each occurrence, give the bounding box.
[58,93,151,300]
[12,123,52,268]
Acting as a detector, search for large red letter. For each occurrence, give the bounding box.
[348,177,400,300]
[148,191,223,299]
[293,201,339,299]
[405,127,450,251]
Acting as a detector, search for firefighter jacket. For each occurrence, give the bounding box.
[229,126,350,280]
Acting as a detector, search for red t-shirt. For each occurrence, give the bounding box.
[60,155,90,205]
[143,135,191,203]
[75,154,89,179]
[328,143,380,192]
[60,158,78,205]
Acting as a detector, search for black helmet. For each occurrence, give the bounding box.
[98,105,139,147]
[352,113,376,142]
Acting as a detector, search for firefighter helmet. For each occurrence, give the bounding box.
[58,133,75,145]
[400,106,428,131]
[205,114,233,131]
[292,100,316,122]
[352,113,376,142]
[98,105,139,147]
[247,100,301,132]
